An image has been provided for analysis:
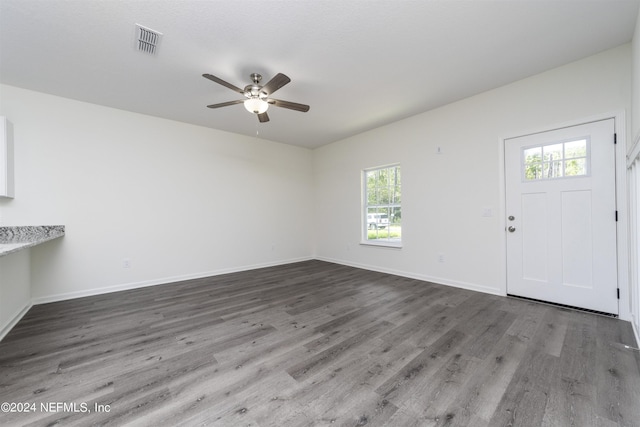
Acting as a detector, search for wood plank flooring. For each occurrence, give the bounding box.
[1,260,639,426]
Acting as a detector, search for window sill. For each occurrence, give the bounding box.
[360,240,403,249]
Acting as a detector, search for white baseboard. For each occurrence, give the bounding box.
[0,301,32,342]
[316,256,503,296]
[32,256,313,305]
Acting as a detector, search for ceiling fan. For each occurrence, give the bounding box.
[203,72,310,123]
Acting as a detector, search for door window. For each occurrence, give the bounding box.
[522,138,589,181]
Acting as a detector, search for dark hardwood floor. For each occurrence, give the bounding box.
[1,260,639,426]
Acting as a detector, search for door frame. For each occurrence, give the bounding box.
[498,111,630,320]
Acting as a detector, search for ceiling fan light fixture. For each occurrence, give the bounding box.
[244,98,269,114]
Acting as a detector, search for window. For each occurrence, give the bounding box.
[522,138,589,181]
[363,164,401,246]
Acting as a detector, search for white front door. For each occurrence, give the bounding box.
[505,119,618,314]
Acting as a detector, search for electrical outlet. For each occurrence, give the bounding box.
[123,258,131,269]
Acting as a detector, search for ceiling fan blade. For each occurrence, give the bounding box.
[268,98,310,112]
[203,74,245,94]
[261,73,291,95]
[206,100,244,109]
[258,112,270,123]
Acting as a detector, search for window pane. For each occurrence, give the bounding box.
[544,160,563,178]
[524,147,542,164]
[378,169,388,186]
[565,139,587,159]
[523,147,542,181]
[390,207,401,239]
[379,186,389,204]
[393,185,401,204]
[543,144,562,162]
[367,189,376,205]
[565,158,586,176]
[524,163,542,180]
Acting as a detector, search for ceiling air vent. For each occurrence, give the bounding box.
[135,24,162,54]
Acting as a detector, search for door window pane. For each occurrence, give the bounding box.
[544,160,563,179]
[543,144,563,162]
[524,147,543,180]
[564,139,587,159]
[565,158,586,176]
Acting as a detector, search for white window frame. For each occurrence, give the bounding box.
[361,164,402,248]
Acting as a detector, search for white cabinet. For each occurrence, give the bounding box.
[0,117,14,198]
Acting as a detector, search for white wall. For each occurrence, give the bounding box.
[314,45,632,300]
[0,85,314,302]
[633,7,640,143]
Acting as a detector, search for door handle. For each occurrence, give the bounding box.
[508,226,516,232]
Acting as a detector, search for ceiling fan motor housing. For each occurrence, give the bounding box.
[244,84,268,99]
[244,74,269,113]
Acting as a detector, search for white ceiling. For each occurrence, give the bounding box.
[1,1,638,149]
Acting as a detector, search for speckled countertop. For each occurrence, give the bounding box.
[0,225,65,257]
